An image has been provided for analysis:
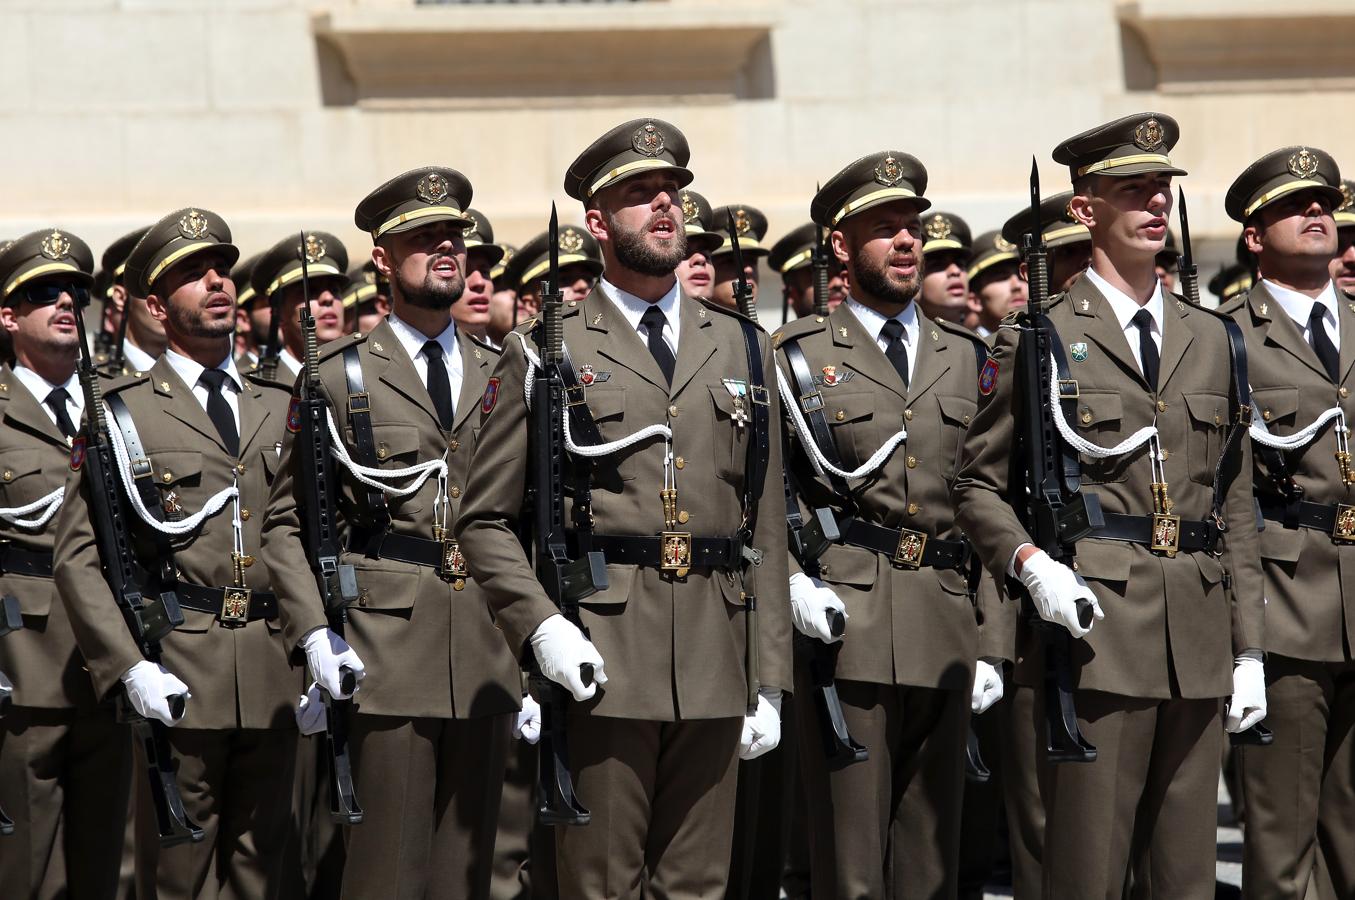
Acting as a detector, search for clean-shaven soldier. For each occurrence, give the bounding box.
[248,232,350,385]
[100,226,163,378]
[0,230,133,898]
[456,118,791,899]
[1217,146,1355,900]
[260,167,520,900]
[53,209,299,900]
[776,153,1003,899]
[952,113,1266,899]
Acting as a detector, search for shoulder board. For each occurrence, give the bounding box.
[466,331,503,356]
[316,330,368,363]
[1214,292,1248,316]
[244,371,294,393]
[1184,296,1236,322]
[936,317,987,345]
[696,298,766,331]
[561,300,585,318]
[513,316,538,337]
[773,313,828,345]
[101,370,151,396]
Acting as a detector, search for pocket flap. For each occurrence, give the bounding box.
[820,390,876,425]
[1252,386,1300,426]
[936,394,977,427]
[1182,391,1228,428]
[583,387,625,422]
[151,450,204,487]
[5,575,53,617]
[1195,553,1226,585]
[351,557,421,611]
[817,542,878,587]
[1258,522,1304,563]
[1073,390,1122,428]
[1074,538,1133,583]
[0,450,45,482]
[580,563,637,608]
[372,423,421,461]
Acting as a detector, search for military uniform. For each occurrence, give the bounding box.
[952,114,1264,899]
[0,231,134,899]
[98,226,158,378]
[53,209,300,900]
[260,168,520,900]
[457,118,791,899]
[1217,146,1355,900]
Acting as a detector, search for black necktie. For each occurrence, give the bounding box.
[198,369,239,457]
[880,318,910,389]
[640,306,675,385]
[1309,304,1340,383]
[45,387,76,440]
[1132,309,1159,391]
[422,340,455,430]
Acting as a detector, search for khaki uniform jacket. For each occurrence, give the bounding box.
[1221,280,1355,662]
[260,317,520,720]
[53,356,297,730]
[774,304,1007,690]
[456,288,792,721]
[0,367,98,709]
[952,274,1264,700]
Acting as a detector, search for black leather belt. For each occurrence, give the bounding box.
[0,544,53,578]
[838,517,969,570]
[1260,500,1355,542]
[349,530,469,584]
[1089,512,1218,554]
[177,583,277,625]
[588,534,743,570]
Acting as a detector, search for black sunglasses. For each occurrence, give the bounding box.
[19,281,90,307]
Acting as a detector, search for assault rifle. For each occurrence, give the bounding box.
[293,233,365,822]
[728,212,757,322]
[813,218,831,318]
[257,285,283,381]
[72,307,204,845]
[528,204,607,826]
[1015,159,1098,764]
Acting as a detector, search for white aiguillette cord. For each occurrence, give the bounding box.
[106,412,237,535]
[773,363,906,480]
[0,487,64,530]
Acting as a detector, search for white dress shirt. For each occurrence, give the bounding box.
[121,339,158,374]
[1263,278,1341,352]
[12,365,83,430]
[163,348,243,430]
[1085,266,1164,376]
[845,295,919,383]
[599,277,682,355]
[387,312,464,413]
[278,348,302,379]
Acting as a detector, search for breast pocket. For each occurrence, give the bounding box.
[0,450,51,511]
[822,390,879,472]
[1251,386,1300,433]
[709,385,752,484]
[148,450,207,527]
[1182,391,1228,486]
[936,394,977,481]
[583,387,639,487]
[1072,390,1130,484]
[369,423,425,515]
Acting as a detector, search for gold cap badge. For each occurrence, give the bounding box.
[558,228,584,254]
[994,234,1016,252]
[632,122,664,158]
[416,172,449,204]
[39,230,71,261]
[874,155,904,187]
[462,213,480,238]
[1288,148,1319,179]
[734,209,752,236]
[178,210,209,241]
[924,214,951,241]
[1340,183,1354,212]
[1133,118,1165,152]
[681,192,699,225]
[301,233,326,264]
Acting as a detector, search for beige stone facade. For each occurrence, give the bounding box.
[3,0,1354,300]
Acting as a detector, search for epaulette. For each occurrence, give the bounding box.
[1180,292,1236,323]
[101,369,151,396]
[697,297,766,332]
[772,311,829,348]
[465,331,503,356]
[513,316,538,337]
[936,316,988,347]
[1215,292,1248,316]
[316,329,368,364]
[244,370,294,393]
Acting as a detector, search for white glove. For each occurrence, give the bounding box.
[1018,549,1103,639]
[514,693,542,745]
[1226,657,1267,733]
[295,683,328,736]
[529,614,607,702]
[121,660,190,726]
[971,659,1004,714]
[302,628,366,700]
[789,572,847,644]
[739,689,783,761]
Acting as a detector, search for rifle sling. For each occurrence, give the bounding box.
[557,346,601,549]
[736,316,771,553]
[342,345,391,555]
[105,394,180,588]
[1214,318,1252,529]
[782,336,852,499]
[1041,314,1084,496]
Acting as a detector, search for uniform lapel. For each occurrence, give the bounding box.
[587,287,670,393]
[237,376,270,455]
[1156,294,1194,392]
[669,295,717,399]
[370,318,443,431]
[1251,281,1329,382]
[828,302,908,403]
[453,336,491,432]
[152,356,229,454]
[905,312,951,405]
[1069,275,1145,387]
[0,366,70,450]
[1338,287,1355,385]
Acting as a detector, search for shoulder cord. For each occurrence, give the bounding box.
[1046,352,1158,459]
[323,408,446,498]
[0,488,64,529]
[1248,405,1344,450]
[773,363,906,480]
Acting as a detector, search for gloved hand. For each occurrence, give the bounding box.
[529,614,607,702]
[121,660,190,726]
[514,693,542,745]
[302,628,366,700]
[1226,657,1267,733]
[1018,549,1103,639]
[789,572,847,644]
[295,683,328,736]
[739,689,783,760]
[971,659,1004,714]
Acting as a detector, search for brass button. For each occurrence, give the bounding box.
[1080,410,1092,425]
[668,405,679,418]
[907,502,920,515]
[449,438,460,452]
[675,456,685,469]
[1343,387,1350,399]
[678,510,690,524]
[1263,409,1272,422]
[377,447,388,460]
[904,409,913,421]
[1071,560,1079,572]
[358,588,370,607]
[835,410,845,422]
[739,590,747,601]
[815,316,824,323]
[962,415,971,425]
[1,470,11,482]
[1157,400,1167,413]
[819,564,831,577]
[1161,449,1170,460]
[161,471,173,483]
[450,486,461,499]
[234,463,246,476]
[240,508,251,521]
[1214,413,1222,426]
[906,456,917,468]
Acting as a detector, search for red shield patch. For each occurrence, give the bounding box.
[286,396,302,433]
[482,377,501,414]
[979,357,999,396]
[70,436,87,471]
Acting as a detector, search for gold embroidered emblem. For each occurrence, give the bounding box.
[894,529,927,569]
[660,532,692,571]
[1341,183,1354,212]
[221,588,251,626]
[734,209,752,236]
[461,213,480,238]
[632,122,665,157]
[39,230,70,261]
[924,215,952,241]
[994,234,1016,252]
[681,192,699,225]
[558,228,584,254]
[1335,504,1355,542]
[1080,299,1090,312]
[178,210,210,241]
[301,233,326,264]
[874,155,904,187]
[1133,118,1165,152]
[416,172,449,204]
[1288,148,1320,179]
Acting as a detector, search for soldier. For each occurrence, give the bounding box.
[249,232,350,383]
[1002,190,1094,297]
[0,229,134,898]
[234,253,271,367]
[53,208,300,899]
[917,210,974,326]
[773,152,999,898]
[1155,229,1181,293]
[1218,146,1355,900]
[501,225,604,318]
[454,208,506,345]
[964,230,1026,337]
[342,262,391,338]
[486,246,519,349]
[674,189,723,303]
[457,117,790,897]
[768,222,849,321]
[709,204,769,311]
[1330,178,1355,298]
[102,226,162,376]
[1210,264,1254,305]
[260,167,521,899]
[953,113,1266,899]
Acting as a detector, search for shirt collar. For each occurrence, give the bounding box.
[164,347,242,393]
[11,365,83,411]
[598,277,682,338]
[279,348,302,377]
[1261,278,1340,328]
[1084,265,1165,335]
[845,295,918,344]
[121,338,158,373]
[387,310,458,363]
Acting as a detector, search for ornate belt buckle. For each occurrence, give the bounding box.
[1333,505,1355,543]
[894,528,927,569]
[1150,514,1181,557]
[220,588,251,627]
[440,539,468,589]
[660,532,693,574]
